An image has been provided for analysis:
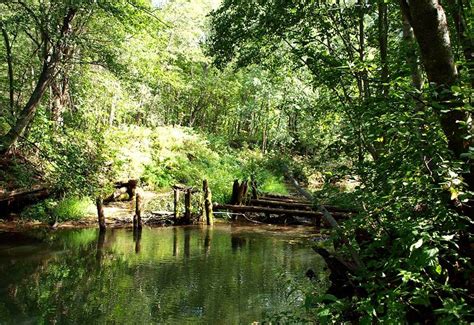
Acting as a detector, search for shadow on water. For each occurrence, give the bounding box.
[0,225,326,324]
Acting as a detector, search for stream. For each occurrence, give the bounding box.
[0,225,326,324]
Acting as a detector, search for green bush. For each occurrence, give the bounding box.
[21,197,95,223]
[138,128,291,203]
[260,175,289,195]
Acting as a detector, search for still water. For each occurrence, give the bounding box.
[0,225,325,324]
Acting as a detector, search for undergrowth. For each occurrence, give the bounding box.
[21,197,95,223]
[15,126,290,221]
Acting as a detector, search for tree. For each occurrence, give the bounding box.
[0,0,157,155]
[400,0,473,195]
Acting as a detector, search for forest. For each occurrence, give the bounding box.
[0,0,472,323]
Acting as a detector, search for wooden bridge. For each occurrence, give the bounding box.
[213,180,356,226]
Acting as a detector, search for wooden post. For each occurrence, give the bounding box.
[133,228,142,254]
[173,189,179,223]
[237,180,248,205]
[231,179,240,204]
[203,179,214,225]
[134,192,142,229]
[127,180,138,201]
[184,189,191,224]
[251,176,258,199]
[96,196,106,231]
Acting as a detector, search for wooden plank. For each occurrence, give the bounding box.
[213,204,352,219]
[259,195,310,204]
[261,192,307,200]
[250,199,313,210]
[251,199,359,214]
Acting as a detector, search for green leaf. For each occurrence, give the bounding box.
[410,238,423,251]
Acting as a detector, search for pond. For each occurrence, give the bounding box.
[0,225,326,324]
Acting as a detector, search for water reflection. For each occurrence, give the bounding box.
[172,227,178,257]
[184,227,191,258]
[133,228,142,254]
[0,225,325,324]
[96,228,106,261]
[231,233,247,252]
[204,227,211,256]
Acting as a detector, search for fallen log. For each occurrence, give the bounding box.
[261,192,308,200]
[252,198,358,214]
[151,211,174,216]
[0,184,50,202]
[259,195,310,204]
[250,199,313,210]
[0,185,51,214]
[213,204,352,220]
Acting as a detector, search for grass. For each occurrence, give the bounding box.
[260,175,289,195]
[21,197,95,223]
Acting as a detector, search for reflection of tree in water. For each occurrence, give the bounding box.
[96,229,106,261]
[0,227,324,324]
[133,228,142,254]
[203,227,211,256]
[231,234,247,252]
[184,227,191,258]
[172,227,178,257]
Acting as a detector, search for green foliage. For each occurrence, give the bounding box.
[259,175,289,195]
[312,183,359,210]
[138,127,289,202]
[0,155,40,190]
[21,197,94,223]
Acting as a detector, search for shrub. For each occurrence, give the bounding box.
[21,197,95,223]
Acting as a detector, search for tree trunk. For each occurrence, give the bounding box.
[230,179,240,204]
[0,8,77,155]
[50,75,69,126]
[251,176,258,199]
[1,60,55,154]
[401,14,424,91]
[446,0,473,84]
[133,192,142,229]
[358,0,370,99]
[378,0,389,97]
[202,179,214,225]
[184,189,191,224]
[401,0,473,191]
[96,197,106,231]
[1,23,15,116]
[173,189,179,222]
